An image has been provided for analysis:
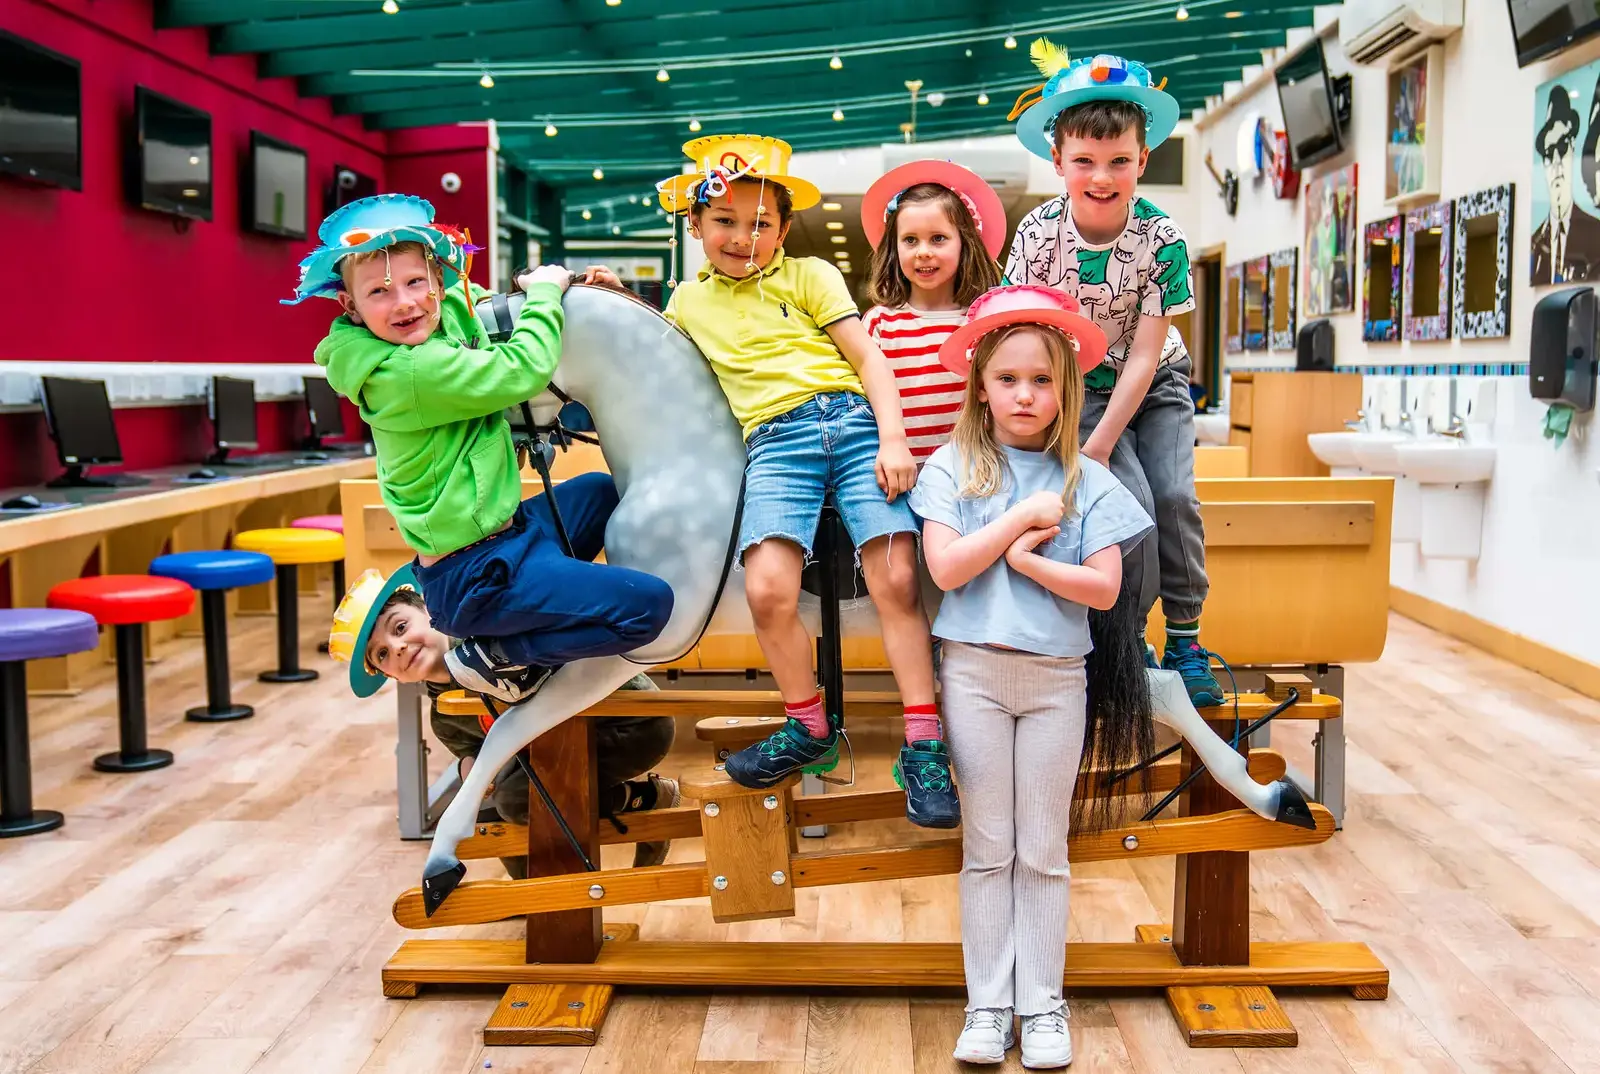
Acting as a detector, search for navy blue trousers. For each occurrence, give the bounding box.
[414,472,673,668]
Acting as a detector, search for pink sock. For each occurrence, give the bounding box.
[904,703,941,745]
[786,693,828,739]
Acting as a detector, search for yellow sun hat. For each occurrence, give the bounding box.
[328,563,419,697]
[656,134,822,215]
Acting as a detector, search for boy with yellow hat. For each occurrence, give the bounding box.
[658,135,958,830]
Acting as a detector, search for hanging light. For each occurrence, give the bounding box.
[544,122,558,136]
[593,167,605,180]
[977,90,990,106]
[829,53,843,70]
[381,0,399,12]
[1176,4,1189,18]
[1004,34,1017,48]
[641,195,651,205]
[688,116,702,132]
[479,71,495,89]
[832,106,844,121]
[656,67,670,82]
[606,0,621,5]
[581,208,592,220]
[612,225,622,234]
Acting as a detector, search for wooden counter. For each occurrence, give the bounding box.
[1227,371,1363,477]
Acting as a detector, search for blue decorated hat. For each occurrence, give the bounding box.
[281,193,478,305]
[1009,38,1181,160]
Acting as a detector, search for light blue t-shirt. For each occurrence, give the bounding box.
[908,443,1154,658]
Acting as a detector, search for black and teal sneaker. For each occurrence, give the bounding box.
[1162,639,1226,708]
[723,717,839,789]
[895,740,961,829]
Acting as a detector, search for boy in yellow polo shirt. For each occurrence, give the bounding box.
[660,135,957,830]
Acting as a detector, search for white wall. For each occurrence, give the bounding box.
[1193,0,1600,666]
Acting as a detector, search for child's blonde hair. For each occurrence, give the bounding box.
[866,183,1002,309]
[338,240,433,290]
[949,323,1084,510]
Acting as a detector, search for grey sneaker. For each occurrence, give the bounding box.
[953,1007,1015,1064]
[630,775,681,868]
[445,639,554,705]
[1020,1007,1072,1069]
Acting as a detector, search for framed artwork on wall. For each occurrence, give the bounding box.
[1363,216,1402,342]
[1304,163,1358,316]
[1269,247,1299,351]
[1532,54,1600,285]
[1403,199,1454,341]
[1452,183,1514,339]
[1385,45,1444,207]
[1243,255,1270,351]
[1225,262,1244,353]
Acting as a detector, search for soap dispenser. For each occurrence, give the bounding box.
[1530,286,1598,411]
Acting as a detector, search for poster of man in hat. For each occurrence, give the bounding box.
[1532,61,1600,286]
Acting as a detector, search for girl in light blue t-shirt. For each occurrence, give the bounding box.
[908,285,1153,1069]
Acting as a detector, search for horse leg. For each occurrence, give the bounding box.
[422,655,645,916]
[1145,668,1316,829]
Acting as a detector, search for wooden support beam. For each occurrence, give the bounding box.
[525,718,602,966]
[1173,719,1251,966]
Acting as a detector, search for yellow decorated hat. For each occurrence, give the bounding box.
[328,563,419,697]
[656,134,822,214]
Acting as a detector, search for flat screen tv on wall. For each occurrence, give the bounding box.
[1508,0,1600,66]
[129,86,212,220]
[245,131,308,239]
[0,29,82,191]
[1275,37,1344,170]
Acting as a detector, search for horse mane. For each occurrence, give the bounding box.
[1079,574,1156,835]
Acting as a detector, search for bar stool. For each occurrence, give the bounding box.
[47,575,195,773]
[292,514,345,652]
[233,527,345,684]
[0,609,100,836]
[149,550,277,722]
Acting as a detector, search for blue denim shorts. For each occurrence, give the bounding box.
[739,392,918,562]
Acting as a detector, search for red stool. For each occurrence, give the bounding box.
[48,575,195,773]
[293,514,345,653]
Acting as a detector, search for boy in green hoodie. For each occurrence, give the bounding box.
[287,194,674,703]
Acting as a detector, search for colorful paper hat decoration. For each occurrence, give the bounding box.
[860,159,1009,260]
[1008,38,1181,160]
[282,193,479,306]
[328,563,420,697]
[936,285,1108,379]
[657,134,822,215]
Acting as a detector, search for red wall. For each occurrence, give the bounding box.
[0,3,493,486]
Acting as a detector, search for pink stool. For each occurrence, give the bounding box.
[293,515,345,651]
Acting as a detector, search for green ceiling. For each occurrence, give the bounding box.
[157,0,1316,236]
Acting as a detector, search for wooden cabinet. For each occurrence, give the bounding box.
[1226,371,1363,477]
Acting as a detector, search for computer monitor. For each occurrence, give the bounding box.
[208,375,258,465]
[303,376,346,448]
[38,376,147,487]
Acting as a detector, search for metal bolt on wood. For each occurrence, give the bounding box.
[713,875,729,890]
[510,1001,528,1009]
[1123,834,1139,850]
[704,801,720,817]
[588,884,605,899]
[763,795,778,810]
[771,870,787,885]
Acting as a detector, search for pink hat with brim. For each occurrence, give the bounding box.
[861,159,1009,259]
[936,285,1108,379]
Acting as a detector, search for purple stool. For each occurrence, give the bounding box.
[293,515,345,652]
[1,608,100,837]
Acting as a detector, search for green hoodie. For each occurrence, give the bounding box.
[315,281,564,559]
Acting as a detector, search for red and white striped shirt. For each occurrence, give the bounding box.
[863,304,968,461]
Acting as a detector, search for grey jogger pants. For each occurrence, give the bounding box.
[1080,356,1209,625]
[940,641,1087,1016]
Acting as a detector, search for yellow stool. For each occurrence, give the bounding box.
[233,527,346,684]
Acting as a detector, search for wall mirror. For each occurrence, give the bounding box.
[1404,199,1454,340]
[1269,247,1299,350]
[1363,216,1402,342]
[1225,262,1244,352]
[1243,255,1269,351]
[1452,183,1513,339]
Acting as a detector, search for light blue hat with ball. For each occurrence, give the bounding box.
[1009,38,1181,160]
[282,193,479,305]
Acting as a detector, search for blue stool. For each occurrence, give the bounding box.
[150,550,276,722]
[1,608,100,837]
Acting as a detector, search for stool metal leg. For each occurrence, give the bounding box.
[261,564,317,684]
[187,588,253,722]
[95,624,174,773]
[318,560,345,655]
[0,659,64,837]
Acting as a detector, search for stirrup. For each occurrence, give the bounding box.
[808,726,855,787]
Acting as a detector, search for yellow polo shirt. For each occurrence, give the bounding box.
[666,249,865,440]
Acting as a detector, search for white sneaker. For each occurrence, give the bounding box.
[952,1007,1015,1064]
[1020,1007,1072,1068]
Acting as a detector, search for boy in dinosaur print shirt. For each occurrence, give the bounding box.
[1004,42,1223,708]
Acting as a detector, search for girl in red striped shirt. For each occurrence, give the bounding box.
[862,160,1007,462]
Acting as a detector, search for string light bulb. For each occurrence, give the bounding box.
[606,0,621,5]
[381,0,399,12]
[1176,4,1189,17]
[612,225,621,234]
[581,208,592,220]
[832,106,844,121]
[977,90,990,106]
[479,71,495,89]
[593,167,605,180]
[656,67,670,82]
[545,122,558,136]
[829,53,843,70]
[688,116,701,132]
[1004,34,1017,48]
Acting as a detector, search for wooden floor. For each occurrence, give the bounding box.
[4,603,1600,1073]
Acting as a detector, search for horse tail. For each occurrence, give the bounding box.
[1077,571,1155,835]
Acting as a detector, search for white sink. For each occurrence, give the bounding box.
[1195,412,1231,445]
[1391,440,1496,561]
[1346,431,1412,475]
[1307,431,1362,474]
[1392,441,1496,484]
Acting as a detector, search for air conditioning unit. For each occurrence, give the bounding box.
[1338,0,1463,66]
[881,145,1032,192]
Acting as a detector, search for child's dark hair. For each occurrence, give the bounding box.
[380,587,427,616]
[866,182,1002,309]
[689,176,794,226]
[1053,100,1149,150]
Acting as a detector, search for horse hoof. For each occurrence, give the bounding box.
[1273,780,1317,830]
[422,861,468,918]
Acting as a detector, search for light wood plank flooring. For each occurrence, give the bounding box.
[3,604,1600,1073]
